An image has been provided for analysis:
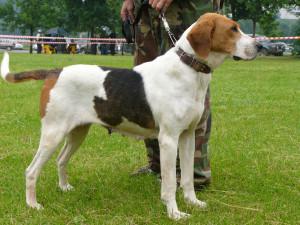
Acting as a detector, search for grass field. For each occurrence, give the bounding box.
[0,53,299,225]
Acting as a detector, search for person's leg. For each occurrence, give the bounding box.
[134,5,159,65]
[133,4,162,174]
[133,2,195,175]
[163,2,213,188]
[194,88,212,189]
[133,2,213,185]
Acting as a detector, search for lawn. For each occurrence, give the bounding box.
[0,53,299,225]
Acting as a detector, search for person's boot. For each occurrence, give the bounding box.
[131,139,161,175]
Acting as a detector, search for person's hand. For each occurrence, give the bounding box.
[120,0,135,22]
[149,0,173,12]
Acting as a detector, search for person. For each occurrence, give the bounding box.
[36,29,43,54]
[58,36,68,54]
[43,34,52,54]
[67,39,77,54]
[121,0,221,189]
[109,32,116,55]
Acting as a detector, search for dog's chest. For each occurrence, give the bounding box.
[142,66,210,130]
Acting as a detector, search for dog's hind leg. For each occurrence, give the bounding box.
[25,123,67,210]
[57,124,91,191]
[179,130,207,208]
[158,129,190,220]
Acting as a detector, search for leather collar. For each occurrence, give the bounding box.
[176,47,212,74]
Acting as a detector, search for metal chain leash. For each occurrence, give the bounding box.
[160,12,177,46]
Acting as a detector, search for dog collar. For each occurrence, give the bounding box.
[176,48,212,74]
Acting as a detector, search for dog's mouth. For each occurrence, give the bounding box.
[233,56,242,61]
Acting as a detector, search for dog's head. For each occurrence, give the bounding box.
[187,13,260,61]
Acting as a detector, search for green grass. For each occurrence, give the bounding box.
[0,53,299,225]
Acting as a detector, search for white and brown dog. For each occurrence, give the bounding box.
[1,13,260,220]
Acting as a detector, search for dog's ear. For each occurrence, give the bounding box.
[187,18,215,59]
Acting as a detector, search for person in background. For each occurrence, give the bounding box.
[36,29,42,54]
[121,0,221,189]
[67,39,77,54]
[43,34,52,54]
[59,36,68,54]
[109,32,116,55]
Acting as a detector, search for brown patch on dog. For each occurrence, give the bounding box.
[40,77,58,118]
[39,70,62,118]
[187,13,241,59]
[187,16,214,59]
[211,15,241,54]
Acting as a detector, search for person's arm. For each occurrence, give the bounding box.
[120,0,135,22]
[149,0,173,12]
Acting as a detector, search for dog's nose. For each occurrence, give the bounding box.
[256,42,263,52]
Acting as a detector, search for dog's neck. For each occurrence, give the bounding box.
[175,23,227,70]
[175,47,211,74]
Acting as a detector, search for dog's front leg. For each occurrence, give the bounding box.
[158,130,190,220]
[179,130,207,208]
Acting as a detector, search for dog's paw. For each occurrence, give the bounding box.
[185,198,207,208]
[27,202,44,210]
[59,183,74,192]
[168,210,190,220]
[192,199,207,208]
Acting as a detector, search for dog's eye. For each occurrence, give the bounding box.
[231,26,238,32]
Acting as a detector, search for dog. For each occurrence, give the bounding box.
[1,13,260,220]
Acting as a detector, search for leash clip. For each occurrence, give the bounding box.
[160,13,170,32]
[160,13,177,46]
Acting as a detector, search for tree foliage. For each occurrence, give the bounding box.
[0,0,67,53]
[0,0,298,54]
[227,0,292,36]
[63,0,122,54]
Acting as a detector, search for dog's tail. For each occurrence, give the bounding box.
[1,52,61,83]
[1,52,12,82]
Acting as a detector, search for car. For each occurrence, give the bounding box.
[266,41,286,56]
[14,43,24,50]
[247,35,286,56]
[33,44,38,51]
[284,44,294,55]
[0,39,15,51]
[257,36,286,56]
[0,39,24,51]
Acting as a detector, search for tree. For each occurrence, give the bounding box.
[259,14,282,37]
[227,0,291,36]
[0,0,67,53]
[106,0,123,35]
[64,0,119,54]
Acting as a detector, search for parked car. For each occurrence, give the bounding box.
[0,39,24,51]
[281,43,294,55]
[14,43,24,50]
[266,41,286,56]
[0,39,15,51]
[257,36,286,56]
[33,44,38,51]
[247,35,286,56]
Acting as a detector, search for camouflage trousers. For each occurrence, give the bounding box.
[133,1,213,185]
